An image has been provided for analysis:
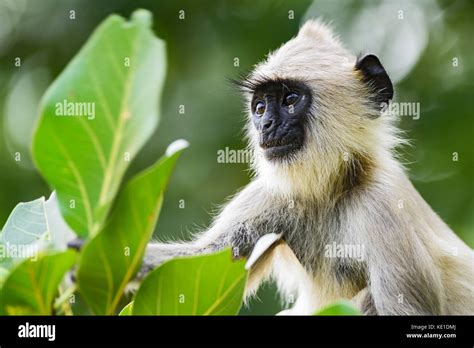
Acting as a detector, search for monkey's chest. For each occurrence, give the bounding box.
[282,217,368,290]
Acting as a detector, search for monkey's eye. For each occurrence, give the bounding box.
[254,100,266,116]
[283,92,300,106]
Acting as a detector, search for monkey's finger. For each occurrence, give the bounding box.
[67,238,85,251]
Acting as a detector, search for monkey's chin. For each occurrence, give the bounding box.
[262,143,301,161]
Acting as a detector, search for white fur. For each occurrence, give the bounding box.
[241,20,474,314]
[144,20,474,315]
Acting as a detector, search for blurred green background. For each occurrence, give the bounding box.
[0,0,472,315]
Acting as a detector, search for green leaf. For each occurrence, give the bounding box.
[0,250,76,315]
[1,197,48,245]
[315,300,361,316]
[76,140,187,315]
[118,301,133,315]
[132,249,248,315]
[32,9,167,238]
[0,197,49,270]
[0,193,75,270]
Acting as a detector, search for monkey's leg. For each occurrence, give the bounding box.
[351,287,377,315]
[367,257,443,315]
[364,218,444,314]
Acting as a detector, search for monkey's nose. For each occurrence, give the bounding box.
[262,119,273,132]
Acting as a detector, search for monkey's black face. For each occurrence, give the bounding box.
[250,79,312,161]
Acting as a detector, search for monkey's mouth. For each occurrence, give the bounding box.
[260,138,302,159]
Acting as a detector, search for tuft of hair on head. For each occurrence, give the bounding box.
[298,18,341,46]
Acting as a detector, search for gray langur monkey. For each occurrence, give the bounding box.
[141,20,474,315]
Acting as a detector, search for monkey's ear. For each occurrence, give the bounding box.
[355,54,393,106]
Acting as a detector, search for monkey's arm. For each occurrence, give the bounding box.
[139,180,271,278]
